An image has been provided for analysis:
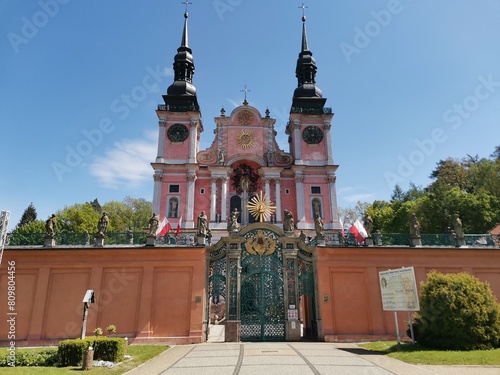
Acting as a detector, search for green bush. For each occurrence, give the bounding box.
[410,271,500,350]
[57,338,89,366]
[57,336,126,366]
[0,348,58,367]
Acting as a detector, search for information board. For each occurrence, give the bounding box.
[379,266,419,311]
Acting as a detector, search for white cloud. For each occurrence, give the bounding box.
[89,132,157,189]
[342,193,375,203]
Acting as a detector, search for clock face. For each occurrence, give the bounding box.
[167,123,189,142]
[302,126,324,144]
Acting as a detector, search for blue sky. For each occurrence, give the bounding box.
[1,0,499,229]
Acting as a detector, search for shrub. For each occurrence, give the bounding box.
[57,336,126,366]
[0,348,58,367]
[410,271,500,350]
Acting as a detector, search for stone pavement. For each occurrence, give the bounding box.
[124,342,500,375]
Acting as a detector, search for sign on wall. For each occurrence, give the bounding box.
[379,266,419,311]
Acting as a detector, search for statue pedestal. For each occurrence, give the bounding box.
[197,234,206,246]
[411,236,422,247]
[43,236,55,248]
[229,230,239,238]
[315,235,325,246]
[94,234,105,247]
[145,234,156,247]
[455,236,466,247]
[284,230,294,237]
[364,237,373,246]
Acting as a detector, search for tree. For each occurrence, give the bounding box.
[56,203,101,233]
[17,202,37,227]
[87,198,102,213]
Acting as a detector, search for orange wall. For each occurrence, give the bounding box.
[316,246,500,342]
[0,247,206,346]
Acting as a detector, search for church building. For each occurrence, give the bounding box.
[151,10,341,237]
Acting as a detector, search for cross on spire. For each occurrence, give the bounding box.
[181,1,192,13]
[241,85,251,105]
[299,2,308,20]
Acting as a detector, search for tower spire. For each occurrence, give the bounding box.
[163,3,199,111]
[291,3,326,112]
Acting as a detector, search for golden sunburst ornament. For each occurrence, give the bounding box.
[247,191,276,222]
[236,131,255,149]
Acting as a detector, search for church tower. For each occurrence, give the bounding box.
[286,12,340,231]
[152,9,203,229]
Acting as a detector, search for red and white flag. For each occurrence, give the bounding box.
[175,216,182,237]
[156,217,172,236]
[349,219,367,244]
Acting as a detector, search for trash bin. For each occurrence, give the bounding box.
[82,347,94,370]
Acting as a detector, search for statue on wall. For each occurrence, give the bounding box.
[363,214,373,238]
[228,208,240,232]
[409,213,421,237]
[45,214,57,237]
[312,198,322,218]
[453,214,464,238]
[197,211,208,236]
[314,214,324,237]
[217,150,225,165]
[97,212,109,236]
[283,209,294,232]
[148,213,159,235]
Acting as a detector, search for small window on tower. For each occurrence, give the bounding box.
[311,186,321,194]
[285,189,290,194]
[169,185,180,193]
[200,188,205,194]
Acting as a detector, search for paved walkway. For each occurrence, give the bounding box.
[124,342,500,375]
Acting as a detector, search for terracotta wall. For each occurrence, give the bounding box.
[316,247,500,342]
[0,247,206,346]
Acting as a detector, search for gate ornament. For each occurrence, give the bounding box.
[246,191,276,222]
[245,229,277,256]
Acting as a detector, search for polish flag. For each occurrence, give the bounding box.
[175,216,182,237]
[349,219,367,244]
[156,217,172,236]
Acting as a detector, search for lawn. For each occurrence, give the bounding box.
[0,345,168,374]
[359,341,500,365]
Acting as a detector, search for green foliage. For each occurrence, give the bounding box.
[411,271,500,350]
[106,324,117,334]
[0,348,58,367]
[57,339,88,366]
[56,203,101,233]
[57,337,126,366]
[17,202,38,227]
[8,220,45,245]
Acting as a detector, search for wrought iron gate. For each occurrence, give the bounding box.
[240,229,285,341]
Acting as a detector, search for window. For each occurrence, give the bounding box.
[200,188,205,194]
[169,185,180,193]
[311,186,321,194]
[285,189,290,194]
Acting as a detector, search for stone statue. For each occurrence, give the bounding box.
[363,214,373,238]
[312,199,321,218]
[97,212,109,236]
[197,211,208,236]
[283,209,294,232]
[299,230,306,242]
[314,214,324,237]
[217,150,225,165]
[206,229,212,246]
[148,213,159,235]
[45,214,57,237]
[409,213,420,237]
[228,208,240,232]
[453,214,464,238]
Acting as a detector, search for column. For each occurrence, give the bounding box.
[295,174,306,225]
[323,122,334,164]
[152,174,162,216]
[264,178,271,200]
[188,120,198,163]
[275,179,282,223]
[221,177,228,222]
[185,173,197,228]
[293,120,302,162]
[327,175,340,226]
[210,178,217,222]
[156,120,166,161]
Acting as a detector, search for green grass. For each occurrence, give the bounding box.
[359,341,500,365]
[0,345,168,374]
